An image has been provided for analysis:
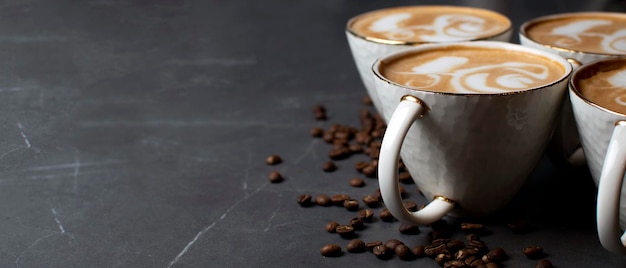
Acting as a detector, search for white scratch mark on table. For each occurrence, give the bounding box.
[50,208,66,234]
[167,183,268,268]
[263,207,280,232]
[78,120,308,129]
[17,122,31,148]
[293,139,319,165]
[72,155,81,193]
[14,232,57,268]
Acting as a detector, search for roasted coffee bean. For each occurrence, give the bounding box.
[398,171,413,184]
[343,199,359,211]
[358,208,374,222]
[466,233,480,242]
[464,255,485,267]
[320,243,342,257]
[384,239,404,250]
[430,238,451,246]
[507,219,531,234]
[424,243,448,256]
[349,177,365,187]
[372,245,392,259]
[467,239,488,254]
[482,248,506,263]
[334,131,351,140]
[312,104,326,114]
[379,208,395,222]
[365,241,383,251]
[349,217,364,230]
[310,127,324,137]
[322,161,337,172]
[348,143,364,154]
[522,246,545,259]
[362,194,380,208]
[446,240,465,251]
[265,154,282,165]
[482,263,500,268]
[399,223,420,235]
[435,253,451,266]
[315,194,332,206]
[368,147,380,159]
[443,260,466,268]
[268,171,283,183]
[355,131,372,145]
[297,194,313,207]
[455,248,479,260]
[322,131,334,143]
[395,244,415,260]
[412,245,426,258]
[325,221,339,233]
[346,239,366,253]
[403,201,418,212]
[354,161,369,172]
[313,105,327,121]
[461,223,485,234]
[361,164,377,178]
[329,147,352,160]
[335,225,355,238]
[330,194,350,206]
[535,259,553,268]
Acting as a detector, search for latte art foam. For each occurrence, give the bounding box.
[349,6,510,43]
[575,60,626,114]
[525,13,626,54]
[380,47,564,94]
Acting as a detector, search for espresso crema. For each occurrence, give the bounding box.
[348,6,510,43]
[524,13,626,54]
[574,59,626,114]
[379,46,565,94]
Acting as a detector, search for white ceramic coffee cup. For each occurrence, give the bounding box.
[346,5,512,114]
[568,58,626,254]
[519,12,626,166]
[374,41,573,225]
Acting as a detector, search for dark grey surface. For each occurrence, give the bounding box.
[0,0,625,267]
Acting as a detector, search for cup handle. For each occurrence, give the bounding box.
[597,120,626,254]
[378,95,455,225]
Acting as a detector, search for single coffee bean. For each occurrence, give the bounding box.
[482,248,506,263]
[349,143,364,154]
[467,239,488,254]
[424,243,448,256]
[349,217,364,230]
[330,194,350,206]
[349,177,365,187]
[325,221,339,233]
[355,131,372,145]
[430,238,451,246]
[358,208,374,222]
[395,244,415,260]
[296,194,313,207]
[268,171,283,183]
[466,233,480,242]
[435,253,451,266]
[361,164,377,178]
[322,161,337,172]
[329,147,352,160]
[403,201,418,212]
[412,245,426,258]
[507,219,531,234]
[365,241,383,251]
[320,243,342,257]
[322,131,334,143]
[399,223,420,235]
[335,225,355,239]
[464,255,485,267]
[343,199,359,211]
[368,147,380,159]
[483,263,500,268]
[310,127,324,137]
[379,208,395,222]
[362,194,380,208]
[384,239,404,250]
[315,194,332,206]
[461,223,485,234]
[265,154,282,165]
[455,248,479,260]
[443,260,466,268]
[354,161,369,172]
[372,245,392,259]
[522,246,545,259]
[346,239,366,253]
[446,240,465,251]
[334,131,351,140]
[535,259,553,268]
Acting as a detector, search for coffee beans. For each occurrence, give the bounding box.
[335,225,355,238]
[296,194,313,207]
[482,247,507,263]
[320,243,341,257]
[268,171,283,183]
[395,244,414,260]
[535,259,554,268]
[322,161,337,172]
[313,105,327,121]
[399,223,420,235]
[315,194,332,206]
[265,154,282,165]
[373,245,392,259]
[346,239,366,253]
[325,221,339,233]
[522,246,545,259]
[349,177,365,187]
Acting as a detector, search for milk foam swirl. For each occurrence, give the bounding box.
[369,13,502,42]
[546,19,626,54]
[393,56,551,93]
[607,70,626,107]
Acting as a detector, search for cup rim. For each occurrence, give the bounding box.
[372,41,573,97]
[519,11,626,57]
[569,58,626,117]
[345,5,512,46]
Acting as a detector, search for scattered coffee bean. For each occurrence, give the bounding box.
[403,201,418,212]
[461,223,485,234]
[320,243,342,257]
[424,243,448,256]
[322,161,337,172]
[365,241,383,251]
[455,248,479,260]
[535,259,554,268]
[507,219,531,234]
[297,194,313,207]
[335,225,355,238]
[435,252,451,266]
[349,217,364,230]
[443,260,466,268]
[325,221,339,233]
[412,245,426,258]
[349,177,365,187]
[343,199,359,211]
[466,233,480,242]
[315,194,332,206]
[372,245,392,259]
[522,246,545,259]
[265,154,282,165]
[358,208,374,222]
[399,223,420,235]
[346,239,366,253]
[395,244,415,260]
[354,161,369,172]
[467,239,488,254]
[362,194,380,208]
[384,239,404,250]
[446,240,465,251]
[330,194,350,206]
[482,248,506,263]
[348,143,364,154]
[329,147,352,160]
[310,127,324,137]
[313,105,327,121]
[361,164,377,178]
[268,171,283,183]
[464,255,485,267]
[483,263,500,268]
[322,131,334,143]
[379,208,395,222]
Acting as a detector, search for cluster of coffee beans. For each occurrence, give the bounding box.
[273,97,554,267]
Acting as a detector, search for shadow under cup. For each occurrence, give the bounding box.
[372,41,573,225]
